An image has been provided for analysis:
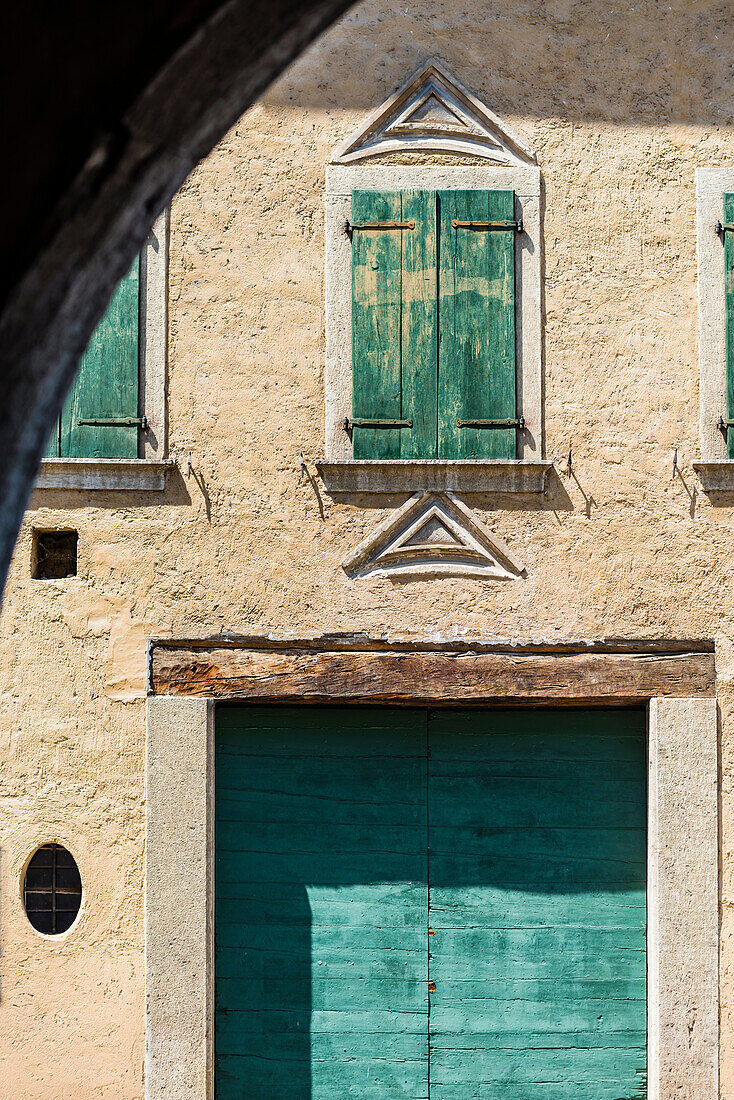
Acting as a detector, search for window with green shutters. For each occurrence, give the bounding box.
[724,192,734,458]
[45,257,142,459]
[351,188,519,460]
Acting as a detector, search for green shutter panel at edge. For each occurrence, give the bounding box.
[43,417,60,458]
[60,256,140,458]
[726,193,734,459]
[438,189,517,459]
[351,190,438,459]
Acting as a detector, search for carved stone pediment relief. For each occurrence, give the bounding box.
[331,60,536,165]
[342,491,526,580]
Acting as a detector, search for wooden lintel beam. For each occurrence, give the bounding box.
[149,644,716,703]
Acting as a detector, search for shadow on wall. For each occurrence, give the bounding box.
[265,0,734,128]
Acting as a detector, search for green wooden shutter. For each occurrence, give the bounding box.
[351,189,518,462]
[351,190,438,459]
[437,190,517,459]
[726,194,734,459]
[60,257,140,458]
[43,418,60,458]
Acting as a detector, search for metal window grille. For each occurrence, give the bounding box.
[23,844,82,934]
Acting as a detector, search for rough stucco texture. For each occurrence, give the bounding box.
[2,0,734,1094]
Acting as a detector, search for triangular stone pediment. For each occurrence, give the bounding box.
[341,491,526,580]
[391,91,482,139]
[403,513,463,547]
[400,94,464,129]
[331,60,536,165]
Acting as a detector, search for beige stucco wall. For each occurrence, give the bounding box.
[3,0,734,1094]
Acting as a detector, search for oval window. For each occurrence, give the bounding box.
[23,844,82,935]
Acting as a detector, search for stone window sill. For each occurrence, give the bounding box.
[693,461,734,492]
[36,458,174,492]
[316,459,552,494]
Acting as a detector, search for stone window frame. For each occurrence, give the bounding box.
[144,643,719,1100]
[317,164,550,495]
[695,168,734,490]
[36,210,172,493]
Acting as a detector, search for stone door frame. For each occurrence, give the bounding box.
[144,639,719,1100]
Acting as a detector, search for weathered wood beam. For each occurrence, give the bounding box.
[149,640,716,702]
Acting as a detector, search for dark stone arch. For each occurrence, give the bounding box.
[0,0,353,589]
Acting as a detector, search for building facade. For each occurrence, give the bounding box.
[1,1,733,1096]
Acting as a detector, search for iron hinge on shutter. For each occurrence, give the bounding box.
[457,417,525,430]
[452,218,523,232]
[716,221,734,237]
[343,417,413,432]
[78,416,148,430]
[344,220,415,239]
[718,416,734,435]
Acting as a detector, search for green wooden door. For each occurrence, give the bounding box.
[215,706,429,1099]
[215,706,646,1099]
[427,708,647,1099]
